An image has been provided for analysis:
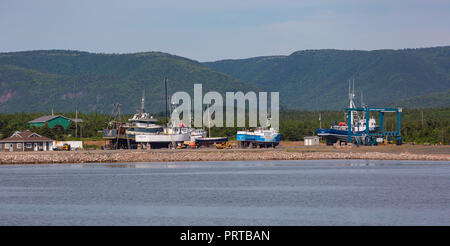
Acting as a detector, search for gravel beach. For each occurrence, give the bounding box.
[1,145,449,164]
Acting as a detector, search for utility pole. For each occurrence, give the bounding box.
[421,111,424,128]
[319,112,322,129]
[114,103,121,150]
[75,109,78,138]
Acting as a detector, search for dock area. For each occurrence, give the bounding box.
[1,144,449,164]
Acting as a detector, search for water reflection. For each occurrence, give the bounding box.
[0,160,449,225]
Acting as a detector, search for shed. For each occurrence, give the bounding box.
[304,136,320,146]
[29,115,72,129]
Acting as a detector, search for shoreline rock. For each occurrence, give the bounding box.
[1,149,449,165]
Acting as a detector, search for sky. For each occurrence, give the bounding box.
[1,0,449,61]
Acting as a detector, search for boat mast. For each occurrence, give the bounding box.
[348,79,360,127]
[348,80,353,123]
[165,77,168,127]
[361,90,364,107]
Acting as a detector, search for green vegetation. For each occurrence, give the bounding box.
[0,50,255,113]
[396,89,450,109]
[211,108,449,144]
[0,112,110,141]
[399,108,450,144]
[1,108,449,144]
[0,47,449,114]
[204,46,450,110]
[0,108,448,144]
[278,108,449,145]
[0,48,448,145]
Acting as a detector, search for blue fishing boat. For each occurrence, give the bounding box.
[237,118,281,148]
[316,80,378,145]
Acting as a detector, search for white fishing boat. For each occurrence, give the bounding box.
[236,118,281,148]
[134,78,195,148]
[125,91,163,139]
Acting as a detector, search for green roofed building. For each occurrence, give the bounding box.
[28,115,75,129]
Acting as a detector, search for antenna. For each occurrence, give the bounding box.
[361,90,364,107]
[348,79,355,103]
[141,90,145,114]
[352,79,355,96]
[348,79,356,108]
[348,79,351,100]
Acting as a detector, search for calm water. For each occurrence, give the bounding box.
[0,160,449,225]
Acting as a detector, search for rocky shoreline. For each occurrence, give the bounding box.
[1,148,449,164]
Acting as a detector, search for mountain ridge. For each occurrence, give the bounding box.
[0,50,258,113]
[204,46,450,110]
[0,46,449,113]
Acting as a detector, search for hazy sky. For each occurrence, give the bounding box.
[1,0,449,61]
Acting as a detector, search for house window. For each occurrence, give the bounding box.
[4,144,9,149]
[0,144,2,150]
[17,143,22,149]
[26,143,32,148]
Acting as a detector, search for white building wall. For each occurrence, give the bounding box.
[304,137,319,146]
[54,141,83,150]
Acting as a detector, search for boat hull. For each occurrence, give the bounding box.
[316,128,349,145]
[135,133,190,143]
[316,128,378,145]
[236,132,281,143]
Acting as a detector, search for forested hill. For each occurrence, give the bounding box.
[0,47,449,114]
[0,50,256,113]
[204,46,450,110]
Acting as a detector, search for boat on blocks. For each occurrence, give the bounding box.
[237,119,281,148]
[316,80,379,145]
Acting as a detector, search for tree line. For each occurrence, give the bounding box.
[0,108,448,144]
